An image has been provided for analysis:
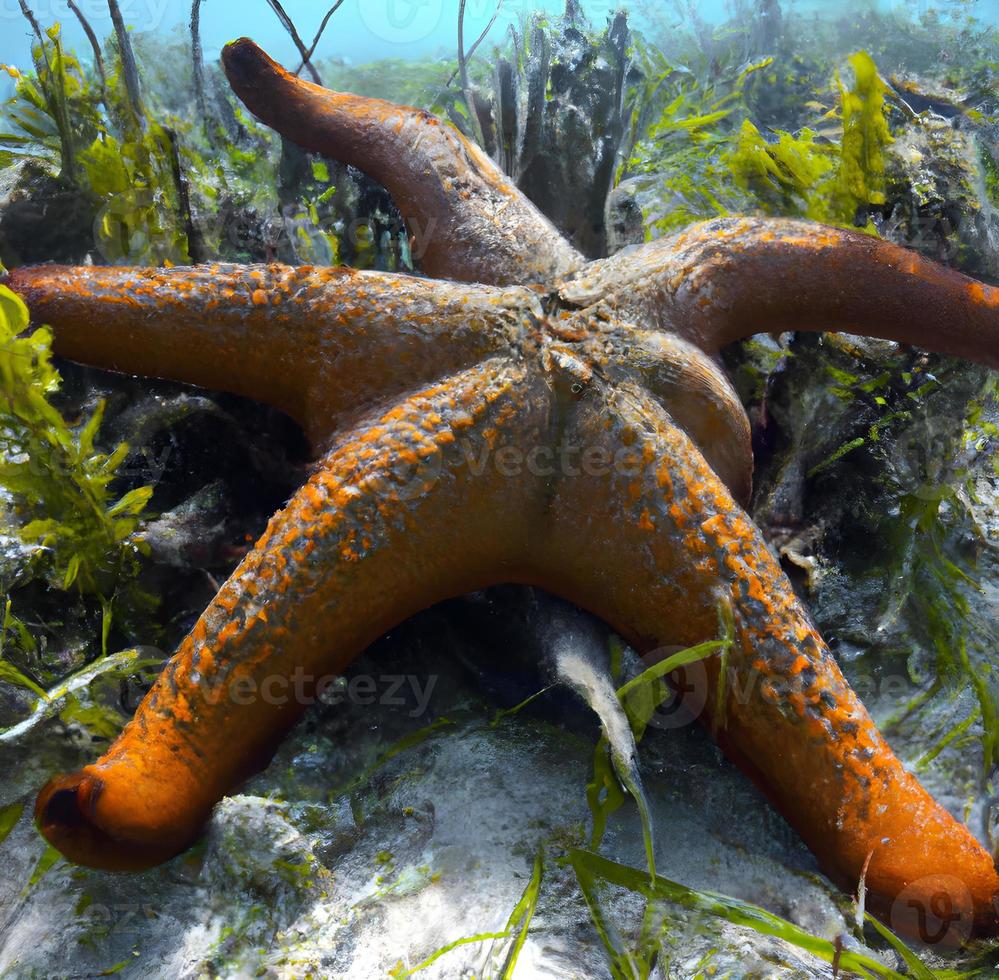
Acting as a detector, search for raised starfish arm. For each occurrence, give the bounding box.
[221,38,583,287]
[35,357,550,869]
[536,378,999,940]
[5,263,533,450]
[560,216,999,366]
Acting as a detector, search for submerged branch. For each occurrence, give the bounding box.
[457,0,485,147]
[190,0,212,134]
[447,0,503,88]
[265,0,322,84]
[164,126,206,263]
[106,0,145,125]
[67,0,107,97]
[16,0,45,50]
[294,0,347,77]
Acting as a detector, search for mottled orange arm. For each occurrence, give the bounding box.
[221,38,582,287]
[534,378,999,940]
[35,357,551,869]
[6,263,534,450]
[565,315,754,502]
[560,216,999,366]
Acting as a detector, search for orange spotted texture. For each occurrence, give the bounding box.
[539,380,999,936]
[560,215,999,368]
[7,263,538,451]
[11,37,999,944]
[35,358,552,870]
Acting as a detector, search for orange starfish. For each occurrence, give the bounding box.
[6,39,998,944]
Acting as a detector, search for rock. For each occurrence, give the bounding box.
[605,178,646,254]
[0,159,96,267]
[883,113,999,280]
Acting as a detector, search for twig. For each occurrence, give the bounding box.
[447,0,503,87]
[190,0,212,135]
[16,0,78,183]
[66,0,107,97]
[165,126,206,263]
[457,0,485,146]
[106,0,145,126]
[265,0,322,85]
[16,0,46,50]
[294,0,347,76]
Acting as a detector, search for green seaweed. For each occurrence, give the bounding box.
[586,633,732,856]
[568,849,923,980]
[1,21,214,266]
[0,284,152,661]
[0,597,46,697]
[833,51,892,229]
[625,47,892,237]
[496,848,544,978]
[0,645,163,741]
[490,684,557,727]
[0,802,23,845]
[0,28,101,182]
[25,841,61,890]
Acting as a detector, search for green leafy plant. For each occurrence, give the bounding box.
[625,49,893,236]
[0,25,102,181]
[0,284,152,653]
[388,848,544,979]
[621,49,774,232]
[1,22,202,266]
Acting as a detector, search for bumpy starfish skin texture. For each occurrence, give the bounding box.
[6,38,999,943]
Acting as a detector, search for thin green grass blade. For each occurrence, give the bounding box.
[499,848,544,978]
[568,850,914,980]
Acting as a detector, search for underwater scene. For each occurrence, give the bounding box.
[0,0,997,977]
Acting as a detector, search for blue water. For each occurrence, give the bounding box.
[0,0,578,76]
[2,1,993,82]
[0,0,996,100]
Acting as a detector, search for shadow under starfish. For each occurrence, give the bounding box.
[5,38,999,945]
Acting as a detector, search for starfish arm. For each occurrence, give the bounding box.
[535,379,999,939]
[5,263,534,449]
[221,39,583,287]
[560,216,999,366]
[35,357,551,870]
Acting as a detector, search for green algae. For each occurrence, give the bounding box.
[623,45,892,237]
[0,801,23,845]
[0,285,152,673]
[568,849,921,980]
